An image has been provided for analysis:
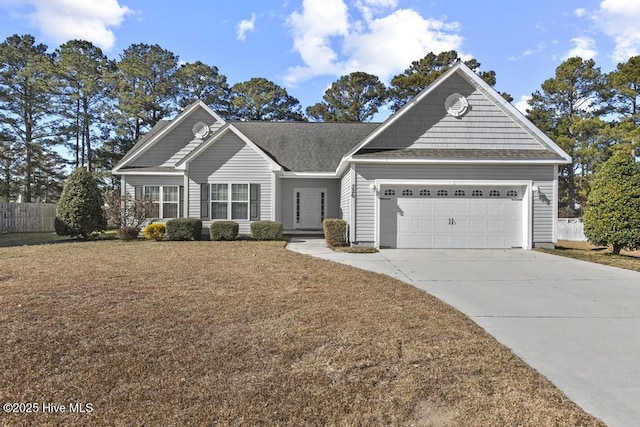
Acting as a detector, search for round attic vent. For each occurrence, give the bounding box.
[444,93,469,117]
[192,121,210,139]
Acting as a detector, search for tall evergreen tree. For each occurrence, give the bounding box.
[527,57,607,215]
[306,72,387,122]
[230,78,303,121]
[175,61,230,114]
[0,131,21,201]
[388,51,509,111]
[0,34,57,202]
[56,40,113,172]
[112,43,179,142]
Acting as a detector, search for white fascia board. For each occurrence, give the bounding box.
[279,171,337,178]
[176,124,283,172]
[350,158,570,165]
[337,61,572,169]
[115,101,219,172]
[115,170,185,176]
[335,63,464,173]
[457,68,572,163]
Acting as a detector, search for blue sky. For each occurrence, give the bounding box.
[0,0,639,119]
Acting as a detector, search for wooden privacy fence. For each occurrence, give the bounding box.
[557,218,587,241]
[0,202,57,233]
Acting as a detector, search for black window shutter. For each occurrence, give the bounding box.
[134,186,143,200]
[250,183,260,221]
[200,184,209,220]
[179,186,184,218]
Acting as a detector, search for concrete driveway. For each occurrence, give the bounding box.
[287,238,640,427]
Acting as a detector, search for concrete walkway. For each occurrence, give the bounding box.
[287,237,640,427]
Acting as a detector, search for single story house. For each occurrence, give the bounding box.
[113,62,571,249]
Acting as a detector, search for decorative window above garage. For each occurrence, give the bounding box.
[402,189,413,196]
[506,190,518,197]
[419,189,430,196]
[384,189,395,196]
[454,189,465,197]
[437,189,448,196]
[489,190,501,197]
[472,190,483,197]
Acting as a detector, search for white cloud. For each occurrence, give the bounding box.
[0,0,131,50]
[593,0,640,61]
[565,37,597,59]
[285,0,350,83]
[343,9,462,80]
[514,95,532,115]
[355,0,398,22]
[523,42,545,57]
[574,8,587,18]
[237,13,257,41]
[284,0,463,86]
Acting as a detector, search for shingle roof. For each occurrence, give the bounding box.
[354,148,566,161]
[232,121,380,172]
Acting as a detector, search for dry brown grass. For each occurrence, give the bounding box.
[1,240,603,426]
[536,240,640,272]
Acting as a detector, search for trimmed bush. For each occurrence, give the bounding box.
[117,226,139,241]
[250,221,283,241]
[583,150,640,254]
[55,168,107,239]
[166,218,203,241]
[143,223,166,241]
[323,218,347,247]
[210,221,239,241]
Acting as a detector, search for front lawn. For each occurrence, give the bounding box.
[0,240,603,425]
[537,240,640,273]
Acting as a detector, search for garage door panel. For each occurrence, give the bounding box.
[379,187,523,249]
[452,203,470,215]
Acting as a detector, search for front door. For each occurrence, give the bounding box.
[295,188,325,229]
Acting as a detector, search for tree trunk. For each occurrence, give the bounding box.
[75,98,80,168]
[24,113,33,203]
[612,243,622,255]
[83,98,92,172]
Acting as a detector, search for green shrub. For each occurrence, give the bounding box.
[55,168,107,239]
[166,218,203,241]
[250,221,283,241]
[583,150,640,254]
[210,221,239,241]
[323,219,347,246]
[143,223,166,241]
[117,226,139,241]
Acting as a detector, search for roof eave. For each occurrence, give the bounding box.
[349,158,571,165]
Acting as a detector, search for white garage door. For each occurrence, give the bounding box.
[379,186,523,249]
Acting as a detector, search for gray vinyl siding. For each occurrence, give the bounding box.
[353,163,555,245]
[340,170,352,221]
[532,180,554,244]
[130,108,222,168]
[366,73,544,151]
[186,132,273,235]
[279,178,340,230]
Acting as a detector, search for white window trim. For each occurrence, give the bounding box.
[210,183,251,221]
[143,185,180,219]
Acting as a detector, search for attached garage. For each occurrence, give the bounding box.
[378,184,528,249]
